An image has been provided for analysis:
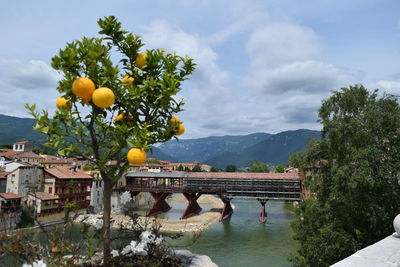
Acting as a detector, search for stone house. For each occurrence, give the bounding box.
[27,192,60,216]
[6,165,44,199]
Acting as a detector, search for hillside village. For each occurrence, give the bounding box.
[0,140,214,230]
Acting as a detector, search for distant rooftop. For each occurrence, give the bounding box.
[126,171,300,180]
[0,192,21,199]
[14,141,29,144]
[28,192,59,201]
[45,166,92,179]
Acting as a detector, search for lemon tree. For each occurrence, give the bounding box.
[26,16,194,264]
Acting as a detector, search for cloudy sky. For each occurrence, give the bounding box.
[1,0,400,138]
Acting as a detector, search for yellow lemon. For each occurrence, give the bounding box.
[56,97,72,110]
[176,123,185,135]
[92,87,115,109]
[122,75,134,85]
[170,116,181,125]
[135,52,148,69]
[127,148,146,165]
[72,77,95,101]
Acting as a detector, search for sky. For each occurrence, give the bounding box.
[1,0,400,138]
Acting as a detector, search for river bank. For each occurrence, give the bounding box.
[75,194,225,233]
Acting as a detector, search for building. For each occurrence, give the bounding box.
[43,166,92,211]
[3,161,28,172]
[6,165,44,199]
[169,161,212,172]
[284,167,299,173]
[0,168,8,193]
[27,192,60,216]
[41,157,76,168]
[0,192,22,231]
[0,192,22,213]
[140,163,168,173]
[0,141,44,165]
[90,177,104,213]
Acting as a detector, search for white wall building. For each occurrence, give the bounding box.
[90,177,104,213]
[6,166,43,199]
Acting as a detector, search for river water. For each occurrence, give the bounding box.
[3,196,297,267]
[165,197,297,267]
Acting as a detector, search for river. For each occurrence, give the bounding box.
[165,198,297,267]
[3,196,297,267]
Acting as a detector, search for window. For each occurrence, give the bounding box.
[97,191,100,196]
[49,187,52,194]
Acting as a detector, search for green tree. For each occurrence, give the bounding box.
[145,158,161,164]
[290,85,400,266]
[248,161,269,172]
[177,164,184,171]
[275,164,286,173]
[210,166,221,172]
[26,16,194,264]
[17,207,35,228]
[225,164,237,172]
[191,165,202,172]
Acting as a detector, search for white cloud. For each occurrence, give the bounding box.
[243,21,359,127]
[141,20,239,137]
[0,59,60,89]
[373,80,400,95]
[0,59,60,117]
[246,60,357,95]
[246,23,320,68]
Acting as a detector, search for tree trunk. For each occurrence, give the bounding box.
[102,176,113,266]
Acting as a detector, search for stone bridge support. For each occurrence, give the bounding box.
[258,199,268,223]
[219,196,233,221]
[181,192,202,219]
[147,192,171,217]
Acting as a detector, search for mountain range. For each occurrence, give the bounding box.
[0,114,320,168]
[156,129,320,167]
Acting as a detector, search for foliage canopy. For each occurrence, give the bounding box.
[26,15,195,265]
[289,85,400,266]
[248,160,269,172]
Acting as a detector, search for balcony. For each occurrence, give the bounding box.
[57,192,90,198]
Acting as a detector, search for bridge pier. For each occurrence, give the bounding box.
[219,196,233,221]
[181,192,202,219]
[147,192,171,217]
[258,199,268,223]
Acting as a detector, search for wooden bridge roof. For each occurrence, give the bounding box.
[126,171,300,180]
[188,172,300,180]
[126,172,189,178]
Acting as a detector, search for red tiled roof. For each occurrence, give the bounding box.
[0,149,42,160]
[28,192,59,201]
[170,163,199,166]
[14,141,29,144]
[42,158,75,164]
[0,149,20,158]
[0,193,21,199]
[12,151,43,159]
[188,172,301,180]
[45,166,92,179]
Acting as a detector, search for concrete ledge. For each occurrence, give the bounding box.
[331,233,400,266]
[175,249,218,267]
